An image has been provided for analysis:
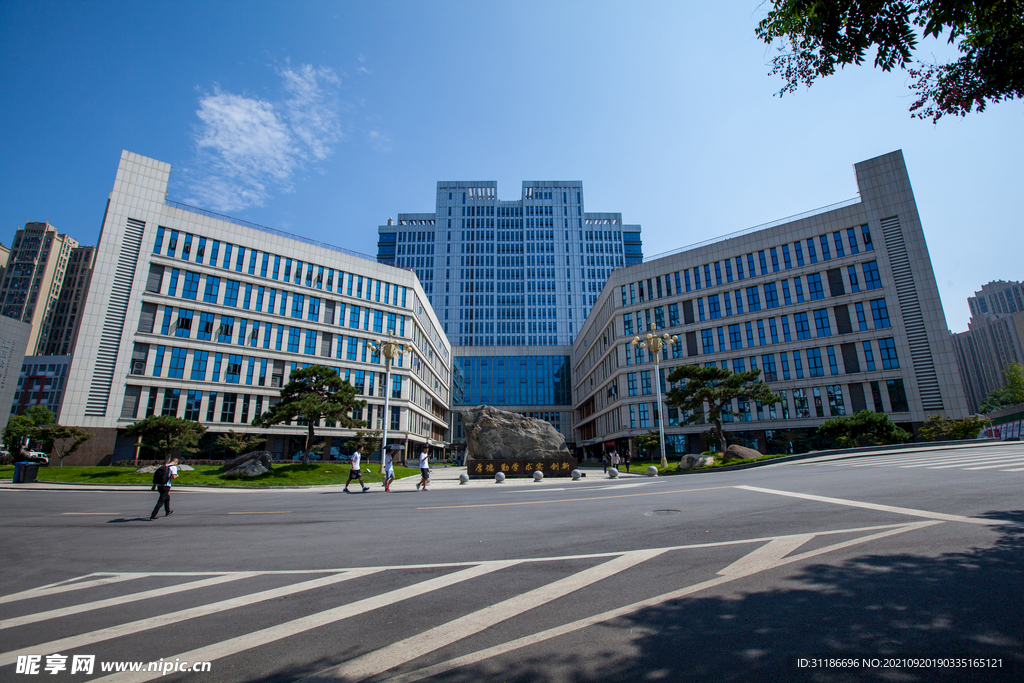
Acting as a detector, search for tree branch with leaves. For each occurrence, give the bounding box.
[665,365,782,453]
[756,0,1024,121]
[252,365,366,465]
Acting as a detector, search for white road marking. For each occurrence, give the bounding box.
[717,534,813,577]
[0,572,258,630]
[385,521,940,683]
[3,521,949,683]
[0,573,149,606]
[87,562,520,683]
[735,485,1013,525]
[0,570,378,667]
[298,549,669,682]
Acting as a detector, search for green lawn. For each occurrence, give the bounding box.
[1,463,420,488]
[616,452,793,475]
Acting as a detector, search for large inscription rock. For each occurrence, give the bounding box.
[462,405,569,460]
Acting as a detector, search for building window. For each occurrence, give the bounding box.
[886,378,908,411]
[814,309,832,337]
[862,261,882,289]
[807,274,824,300]
[807,348,824,377]
[878,337,900,369]
[870,298,891,328]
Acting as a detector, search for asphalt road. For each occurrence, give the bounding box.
[2,442,1022,683]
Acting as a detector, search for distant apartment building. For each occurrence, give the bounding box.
[572,150,967,457]
[11,355,70,420]
[42,246,95,356]
[61,151,451,464]
[0,222,79,355]
[951,280,1024,413]
[376,181,643,449]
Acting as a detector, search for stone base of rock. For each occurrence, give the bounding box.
[722,444,762,463]
[466,456,577,478]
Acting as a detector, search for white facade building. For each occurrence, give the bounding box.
[572,150,968,456]
[62,151,451,464]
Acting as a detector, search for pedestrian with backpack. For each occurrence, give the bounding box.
[150,458,179,520]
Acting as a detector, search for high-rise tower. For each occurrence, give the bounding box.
[377,181,643,449]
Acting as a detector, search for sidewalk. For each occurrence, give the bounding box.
[0,465,650,493]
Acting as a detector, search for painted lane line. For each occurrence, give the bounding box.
[0,573,258,630]
[717,534,814,577]
[418,485,734,510]
[88,562,520,683]
[922,457,1024,470]
[501,488,568,493]
[387,521,939,683]
[963,462,1024,470]
[588,482,653,491]
[298,549,670,682]
[0,570,379,667]
[62,512,121,515]
[895,455,1024,469]
[1000,467,1024,472]
[0,573,150,606]
[735,485,1013,526]
[227,511,293,514]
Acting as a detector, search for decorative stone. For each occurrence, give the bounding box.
[723,444,762,463]
[571,469,581,480]
[459,473,469,484]
[222,459,269,478]
[608,468,619,479]
[224,451,272,471]
[461,405,569,460]
[533,470,543,481]
[647,466,659,477]
[495,471,505,483]
[135,466,158,473]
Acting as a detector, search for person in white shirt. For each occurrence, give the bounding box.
[416,448,430,491]
[344,449,369,493]
[610,450,621,471]
[382,449,395,492]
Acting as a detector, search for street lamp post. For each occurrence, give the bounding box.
[632,332,678,469]
[368,333,404,473]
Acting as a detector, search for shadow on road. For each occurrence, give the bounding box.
[426,510,1023,682]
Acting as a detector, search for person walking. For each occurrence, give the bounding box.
[622,448,631,473]
[344,449,370,493]
[610,449,621,472]
[382,449,395,492]
[150,458,179,520]
[416,447,430,491]
[602,451,609,473]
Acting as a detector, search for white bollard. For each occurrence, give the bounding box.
[495,471,505,483]
[533,470,544,481]
[459,473,470,484]
[647,466,659,477]
[571,469,581,480]
[608,468,619,479]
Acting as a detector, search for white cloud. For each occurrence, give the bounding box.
[184,64,341,213]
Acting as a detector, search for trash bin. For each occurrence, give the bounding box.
[13,462,38,483]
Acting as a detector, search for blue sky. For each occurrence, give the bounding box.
[1,0,1020,332]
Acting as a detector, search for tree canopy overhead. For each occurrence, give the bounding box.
[253,365,366,465]
[665,365,782,452]
[756,0,1024,121]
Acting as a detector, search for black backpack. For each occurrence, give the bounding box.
[152,465,170,488]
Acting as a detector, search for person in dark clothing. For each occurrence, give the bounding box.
[150,458,179,520]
